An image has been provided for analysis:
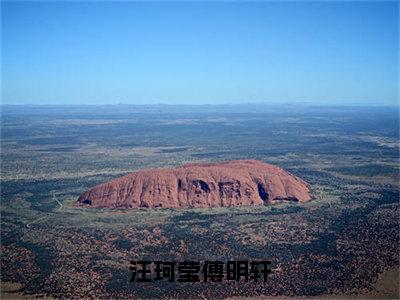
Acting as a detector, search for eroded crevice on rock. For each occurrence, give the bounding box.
[82,199,92,205]
[192,180,211,193]
[177,178,183,191]
[257,183,269,202]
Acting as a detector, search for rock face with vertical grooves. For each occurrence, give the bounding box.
[77,160,311,209]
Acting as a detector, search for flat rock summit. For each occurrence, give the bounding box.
[77,160,311,209]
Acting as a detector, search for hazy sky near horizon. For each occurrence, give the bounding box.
[2,1,398,105]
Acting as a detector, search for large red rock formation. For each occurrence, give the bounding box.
[77,160,311,209]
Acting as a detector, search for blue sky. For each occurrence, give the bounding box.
[1,1,398,105]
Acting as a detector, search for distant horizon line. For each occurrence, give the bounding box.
[1,101,398,108]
